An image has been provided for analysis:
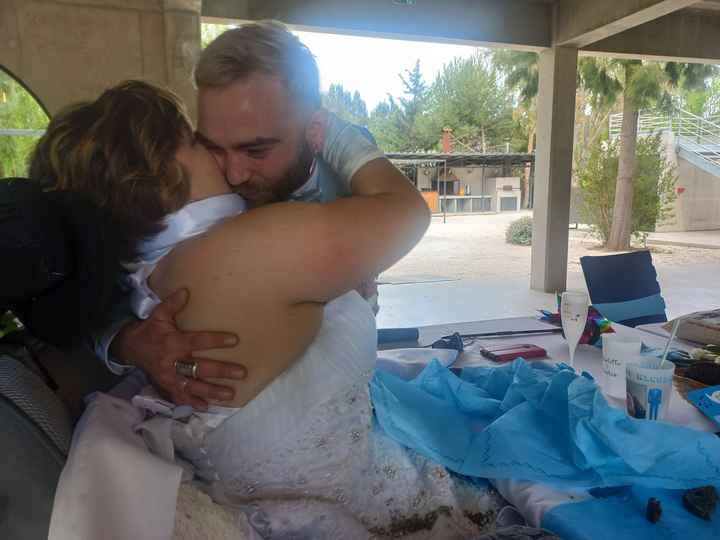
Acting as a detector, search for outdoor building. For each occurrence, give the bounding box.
[389,152,531,214]
[607,110,720,232]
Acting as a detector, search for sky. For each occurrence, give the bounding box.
[294,30,480,111]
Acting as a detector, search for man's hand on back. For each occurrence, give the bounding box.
[110,288,246,410]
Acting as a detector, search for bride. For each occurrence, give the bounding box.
[38,80,505,539]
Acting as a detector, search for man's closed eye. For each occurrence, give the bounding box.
[247,148,270,159]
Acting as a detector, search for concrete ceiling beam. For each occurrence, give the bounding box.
[202,0,552,50]
[554,0,697,48]
[581,9,720,64]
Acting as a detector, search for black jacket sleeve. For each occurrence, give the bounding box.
[0,178,122,346]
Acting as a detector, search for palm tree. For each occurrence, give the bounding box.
[492,51,538,208]
[579,58,715,251]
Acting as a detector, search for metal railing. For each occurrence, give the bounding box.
[0,128,45,136]
[609,108,720,170]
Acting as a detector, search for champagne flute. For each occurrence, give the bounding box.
[561,291,589,368]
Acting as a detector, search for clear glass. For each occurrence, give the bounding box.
[560,291,589,368]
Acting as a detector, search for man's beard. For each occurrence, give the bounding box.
[233,142,315,207]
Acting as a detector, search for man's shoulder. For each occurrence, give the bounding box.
[354,125,377,145]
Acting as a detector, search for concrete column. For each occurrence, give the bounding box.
[530,46,578,293]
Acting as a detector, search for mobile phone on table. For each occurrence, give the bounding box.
[481,343,547,363]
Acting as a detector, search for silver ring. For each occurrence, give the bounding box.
[175,359,199,379]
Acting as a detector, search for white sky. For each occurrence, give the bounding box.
[294,30,480,111]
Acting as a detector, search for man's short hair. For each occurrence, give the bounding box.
[194,20,321,111]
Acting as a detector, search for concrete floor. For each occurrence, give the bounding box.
[377,213,720,329]
[647,229,720,249]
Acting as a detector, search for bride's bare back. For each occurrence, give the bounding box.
[150,212,323,406]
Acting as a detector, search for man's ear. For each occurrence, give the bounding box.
[305,108,329,155]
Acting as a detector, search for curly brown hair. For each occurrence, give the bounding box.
[29,80,193,261]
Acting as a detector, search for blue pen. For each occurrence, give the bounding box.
[648,388,663,420]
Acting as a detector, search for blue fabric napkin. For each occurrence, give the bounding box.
[543,483,720,540]
[369,358,720,489]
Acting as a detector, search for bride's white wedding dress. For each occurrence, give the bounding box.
[124,194,504,539]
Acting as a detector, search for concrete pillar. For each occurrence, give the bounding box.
[530,47,578,293]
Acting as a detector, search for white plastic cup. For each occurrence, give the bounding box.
[601,334,642,399]
[625,358,676,421]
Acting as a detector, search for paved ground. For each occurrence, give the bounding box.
[647,229,720,249]
[377,212,720,328]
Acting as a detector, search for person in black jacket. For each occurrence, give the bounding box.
[0,178,122,346]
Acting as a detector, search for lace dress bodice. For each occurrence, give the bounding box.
[190,292,502,539]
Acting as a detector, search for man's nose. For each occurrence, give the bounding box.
[226,154,252,186]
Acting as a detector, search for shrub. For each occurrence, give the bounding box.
[0,311,21,339]
[576,133,676,245]
[506,216,533,245]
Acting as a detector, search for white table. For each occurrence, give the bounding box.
[635,321,708,348]
[382,316,716,434]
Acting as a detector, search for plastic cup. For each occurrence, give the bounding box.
[601,334,642,399]
[625,358,676,421]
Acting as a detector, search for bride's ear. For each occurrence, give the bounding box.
[305,108,328,155]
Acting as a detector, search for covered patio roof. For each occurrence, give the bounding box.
[386,153,534,168]
[203,0,720,64]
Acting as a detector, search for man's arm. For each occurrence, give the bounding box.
[105,289,247,410]
[307,113,387,312]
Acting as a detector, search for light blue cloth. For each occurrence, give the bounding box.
[370,358,720,490]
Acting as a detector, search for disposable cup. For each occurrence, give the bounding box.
[601,334,642,399]
[625,358,675,421]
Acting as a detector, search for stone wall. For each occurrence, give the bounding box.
[657,131,720,232]
[661,157,720,231]
[0,0,201,119]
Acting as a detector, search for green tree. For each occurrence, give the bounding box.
[368,60,436,152]
[492,50,539,206]
[680,74,720,118]
[577,133,677,245]
[579,58,715,250]
[322,84,368,126]
[426,52,513,153]
[202,23,233,49]
[368,99,404,151]
[398,60,427,131]
[0,70,49,178]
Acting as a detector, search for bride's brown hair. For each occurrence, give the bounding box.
[29,80,193,260]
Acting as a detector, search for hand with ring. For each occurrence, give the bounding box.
[175,359,199,379]
[110,288,246,410]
